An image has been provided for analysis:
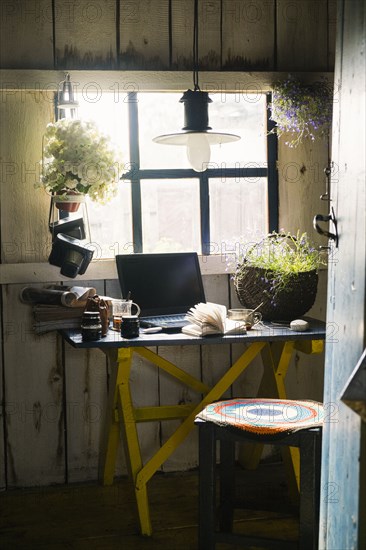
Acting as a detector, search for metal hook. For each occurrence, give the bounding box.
[320,163,333,202]
[313,206,339,247]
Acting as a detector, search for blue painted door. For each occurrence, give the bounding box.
[318,1,366,548]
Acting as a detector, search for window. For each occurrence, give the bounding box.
[77,90,278,258]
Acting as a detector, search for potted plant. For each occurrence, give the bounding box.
[37,119,122,211]
[270,77,333,148]
[233,231,325,321]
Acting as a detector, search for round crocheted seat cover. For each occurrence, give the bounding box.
[196,398,324,436]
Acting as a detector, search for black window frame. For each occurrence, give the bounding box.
[123,92,278,254]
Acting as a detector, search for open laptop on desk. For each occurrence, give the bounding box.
[115,252,206,332]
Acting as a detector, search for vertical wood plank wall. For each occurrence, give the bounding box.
[0,0,335,71]
[0,0,335,488]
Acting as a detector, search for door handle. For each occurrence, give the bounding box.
[313,206,339,247]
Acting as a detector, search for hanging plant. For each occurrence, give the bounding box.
[36,119,123,205]
[269,77,333,148]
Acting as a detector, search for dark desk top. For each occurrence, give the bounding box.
[62,318,326,349]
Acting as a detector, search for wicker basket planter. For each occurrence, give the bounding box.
[232,232,324,322]
[234,266,318,322]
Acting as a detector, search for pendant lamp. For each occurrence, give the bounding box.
[57,72,79,119]
[153,0,240,172]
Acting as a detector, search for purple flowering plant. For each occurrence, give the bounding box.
[269,78,333,147]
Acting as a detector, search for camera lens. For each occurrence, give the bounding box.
[60,249,84,278]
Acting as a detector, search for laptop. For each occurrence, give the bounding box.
[115,252,206,332]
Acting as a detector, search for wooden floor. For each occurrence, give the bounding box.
[0,462,299,550]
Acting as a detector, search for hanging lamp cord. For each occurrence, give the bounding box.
[193,0,200,91]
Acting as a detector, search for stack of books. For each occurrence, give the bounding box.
[20,285,97,334]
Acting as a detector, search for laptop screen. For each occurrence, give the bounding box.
[115,252,206,316]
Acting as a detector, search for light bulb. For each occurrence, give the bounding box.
[186,134,211,172]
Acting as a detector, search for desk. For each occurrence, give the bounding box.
[63,319,325,536]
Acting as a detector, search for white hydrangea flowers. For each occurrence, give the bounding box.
[38,119,123,204]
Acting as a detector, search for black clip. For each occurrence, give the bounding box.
[313,206,339,247]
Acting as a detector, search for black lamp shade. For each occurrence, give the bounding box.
[153,89,240,147]
[180,90,212,132]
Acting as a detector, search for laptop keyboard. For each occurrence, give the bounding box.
[140,314,188,328]
[147,314,186,324]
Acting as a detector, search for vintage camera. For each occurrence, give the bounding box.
[49,217,86,241]
[48,233,94,278]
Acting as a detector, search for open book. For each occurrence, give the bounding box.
[182,302,246,336]
[20,285,96,308]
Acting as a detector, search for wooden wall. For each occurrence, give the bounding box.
[0,0,336,71]
[0,0,335,488]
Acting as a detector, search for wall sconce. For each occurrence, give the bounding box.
[153,0,240,172]
[57,72,79,120]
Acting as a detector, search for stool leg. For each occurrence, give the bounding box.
[219,434,235,532]
[198,422,216,550]
[299,429,322,550]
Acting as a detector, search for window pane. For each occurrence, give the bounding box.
[141,179,201,253]
[75,91,132,258]
[87,182,133,258]
[208,93,267,168]
[209,177,268,254]
[77,91,130,162]
[138,93,191,169]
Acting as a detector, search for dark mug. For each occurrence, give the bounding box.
[81,311,102,341]
[121,315,140,339]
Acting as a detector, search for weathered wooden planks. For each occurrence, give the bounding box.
[277,134,330,245]
[119,0,170,69]
[2,283,65,487]
[64,280,108,482]
[222,0,275,70]
[277,0,328,71]
[327,0,337,71]
[0,464,298,548]
[0,91,53,264]
[0,0,337,71]
[171,0,221,70]
[0,84,62,487]
[54,0,117,69]
[0,0,54,69]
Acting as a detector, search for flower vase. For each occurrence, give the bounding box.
[54,191,84,212]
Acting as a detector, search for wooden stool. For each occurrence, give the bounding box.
[195,398,323,550]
